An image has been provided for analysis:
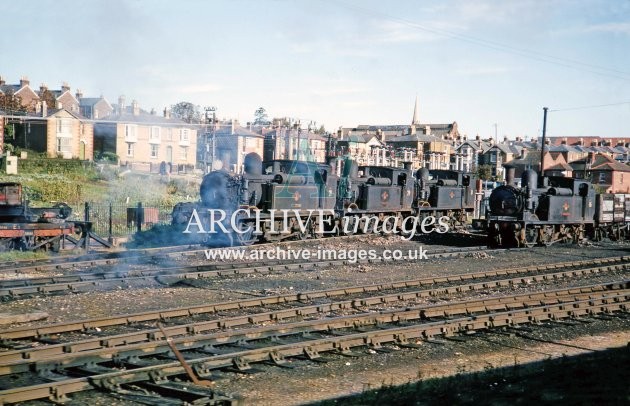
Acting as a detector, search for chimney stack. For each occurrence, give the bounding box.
[424,125,431,135]
[475,135,480,141]
[131,100,140,116]
[150,108,156,115]
[118,95,126,114]
[0,76,5,86]
[561,137,567,145]
[75,89,83,100]
[578,137,583,146]
[503,135,508,143]
[163,108,171,119]
[19,76,30,88]
[61,82,70,92]
[39,83,48,94]
[41,100,47,117]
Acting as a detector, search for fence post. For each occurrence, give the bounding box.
[83,202,90,251]
[136,202,143,234]
[108,202,113,242]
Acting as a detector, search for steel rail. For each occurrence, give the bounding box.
[1,256,627,342]
[0,292,627,404]
[0,246,494,299]
[0,281,625,373]
[0,234,410,274]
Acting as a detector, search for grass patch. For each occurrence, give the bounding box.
[0,250,50,262]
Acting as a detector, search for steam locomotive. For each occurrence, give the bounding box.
[486,169,630,247]
[0,182,74,252]
[172,153,477,245]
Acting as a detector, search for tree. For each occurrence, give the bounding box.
[39,89,57,111]
[171,102,202,123]
[476,164,493,181]
[315,124,326,134]
[0,91,25,114]
[253,107,270,125]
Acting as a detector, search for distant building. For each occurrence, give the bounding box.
[39,82,80,113]
[208,120,264,173]
[2,108,93,159]
[0,76,40,112]
[585,154,630,193]
[340,98,459,169]
[263,127,327,163]
[94,96,197,171]
[79,94,114,119]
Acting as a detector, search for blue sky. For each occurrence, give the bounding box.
[1,0,629,138]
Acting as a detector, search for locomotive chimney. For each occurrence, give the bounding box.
[504,164,516,186]
[402,162,412,170]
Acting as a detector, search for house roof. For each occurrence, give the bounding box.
[545,162,573,171]
[97,105,191,126]
[387,133,445,143]
[215,124,264,138]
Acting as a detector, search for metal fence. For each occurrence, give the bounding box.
[74,202,174,238]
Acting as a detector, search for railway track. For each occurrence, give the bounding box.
[0,246,490,300]
[0,255,627,343]
[0,280,627,404]
[0,233,418,275]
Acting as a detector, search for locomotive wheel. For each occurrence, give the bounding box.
[522,226,538,247]
[235,222,257,246]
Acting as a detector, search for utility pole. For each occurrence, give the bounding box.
[205,106,217,172]
[540,107,548,174]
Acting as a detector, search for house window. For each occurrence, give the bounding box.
[127,142,134,157]
[150,126,161,140]
[180,129,189,141]
[180,146,188,160]
[56,119,71,134]
[490,153,497,163]
[150,144,159,159]
[125,124,137,140]
[165,128,172,141]
[598,172,606,183]
[56,137,71,153]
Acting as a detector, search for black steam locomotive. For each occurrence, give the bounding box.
[0,182,74,252]
[172,153,477,245]
[487,170,630,247]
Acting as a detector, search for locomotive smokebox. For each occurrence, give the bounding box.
[504,164,516,186]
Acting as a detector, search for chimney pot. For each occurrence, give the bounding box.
[131,100,140,116]
[61,82,70,92]
[0,75,5,86]
[19,76,30,87]
[75,89,83,99]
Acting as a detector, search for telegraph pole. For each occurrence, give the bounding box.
[205,106,217,172]
[540,107,548,173]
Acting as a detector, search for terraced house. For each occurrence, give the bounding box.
[93,97,197,171]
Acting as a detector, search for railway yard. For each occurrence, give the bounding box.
[0,234,628,405]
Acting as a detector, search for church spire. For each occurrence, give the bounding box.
[412,95,419,125]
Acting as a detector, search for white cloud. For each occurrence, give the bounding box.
[454,66,510,76]
[586,22,630,35]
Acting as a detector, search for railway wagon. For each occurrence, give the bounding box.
[0,182,74,252]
